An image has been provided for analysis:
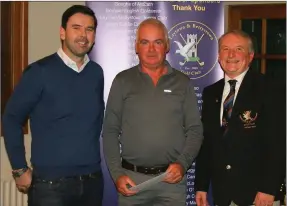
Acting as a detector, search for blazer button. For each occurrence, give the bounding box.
[226,165,231,170]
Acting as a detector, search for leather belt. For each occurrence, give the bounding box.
[122,159,168,175]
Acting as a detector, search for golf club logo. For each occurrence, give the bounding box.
[168,21,218,79]
[174,34,205,67]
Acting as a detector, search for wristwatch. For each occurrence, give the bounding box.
[12,167,28,178]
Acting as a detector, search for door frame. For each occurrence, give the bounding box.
[1,1,28,134]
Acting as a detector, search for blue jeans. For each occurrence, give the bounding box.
[28,172,103,206]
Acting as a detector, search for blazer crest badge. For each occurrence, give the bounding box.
[239,111,258,128]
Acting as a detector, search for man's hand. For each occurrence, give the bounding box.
[254,192,275,206]
[196,191,209,206]
[116,175,137,196]
[14,168,32,194]
[163,163,184,184]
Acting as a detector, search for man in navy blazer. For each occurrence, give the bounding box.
[195,30,285,206]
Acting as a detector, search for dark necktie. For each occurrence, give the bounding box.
[222,79,237,129]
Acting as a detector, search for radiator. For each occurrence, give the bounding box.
[0,180,27,206]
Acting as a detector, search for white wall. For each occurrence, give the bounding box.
[28,2,85,64]
[1,0,283,181]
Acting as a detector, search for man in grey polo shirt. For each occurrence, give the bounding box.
[102,18,203,206]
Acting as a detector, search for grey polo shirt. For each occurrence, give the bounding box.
[102,61,203,182]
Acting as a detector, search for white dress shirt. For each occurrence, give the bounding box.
[57,48,90,73]
[220,69,249,125]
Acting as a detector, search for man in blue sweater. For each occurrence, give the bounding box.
[2,5,105,206]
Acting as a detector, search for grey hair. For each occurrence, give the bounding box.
[135,18,170,49]
[218,30,254,53]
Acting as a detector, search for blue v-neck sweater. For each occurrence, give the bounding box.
[3,53,105,179]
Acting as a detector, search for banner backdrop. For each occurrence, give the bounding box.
[86,1,224,205]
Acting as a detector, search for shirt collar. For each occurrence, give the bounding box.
[137,60,174,74]
[224,68,249,86]
[57,48,90,72]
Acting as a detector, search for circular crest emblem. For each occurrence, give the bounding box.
[168,21,218,79]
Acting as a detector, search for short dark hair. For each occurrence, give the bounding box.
[61,5,97,29]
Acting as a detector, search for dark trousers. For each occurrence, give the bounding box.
[28,172,103,206]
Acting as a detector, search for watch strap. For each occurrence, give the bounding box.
[12,167,28,178]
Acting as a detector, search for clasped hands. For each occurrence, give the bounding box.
[196,191,275,206]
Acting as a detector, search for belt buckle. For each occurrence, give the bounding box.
[154,169,159,175]
[149,167,155,174]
